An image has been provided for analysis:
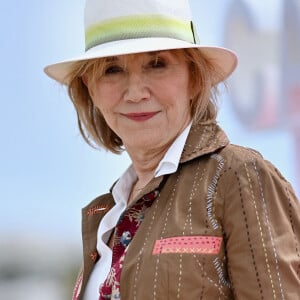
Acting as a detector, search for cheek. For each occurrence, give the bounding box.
[90,86,117,113]
[164,81,191,109]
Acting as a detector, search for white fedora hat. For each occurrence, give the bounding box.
[44,0,238,85]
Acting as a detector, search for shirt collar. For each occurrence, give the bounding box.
[112,164,137,205]
[112,123,192,204]
[154,123,192,177]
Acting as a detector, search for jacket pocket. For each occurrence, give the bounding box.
[150,235,232,299]
[152,235,222,255]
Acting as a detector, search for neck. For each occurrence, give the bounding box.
[125,143,170,188]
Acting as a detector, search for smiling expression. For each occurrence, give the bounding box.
[84,50,193,152]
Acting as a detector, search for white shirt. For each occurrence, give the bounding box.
[83,123,192,300]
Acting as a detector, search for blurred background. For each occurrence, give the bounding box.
[0,0,299,299]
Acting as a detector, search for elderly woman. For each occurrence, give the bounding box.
[45,0,300,299]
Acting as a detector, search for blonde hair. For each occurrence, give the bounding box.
[67,48,224,153]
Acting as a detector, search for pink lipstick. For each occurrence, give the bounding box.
[123,112,159,122]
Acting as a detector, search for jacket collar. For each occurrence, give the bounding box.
[83,121,229,212]
[180,121,229,164]
[118,121,229,201]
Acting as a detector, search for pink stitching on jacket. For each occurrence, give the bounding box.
[72,269,83,300]
[90,251,99,262]
[87,204,109,216]
[152,236,222,255]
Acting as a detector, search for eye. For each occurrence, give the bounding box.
[104,65,124,75]
[148,57,166,69]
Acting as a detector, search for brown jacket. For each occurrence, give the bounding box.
[74,122,300,299]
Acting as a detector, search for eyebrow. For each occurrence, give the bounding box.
[104,50,168,63]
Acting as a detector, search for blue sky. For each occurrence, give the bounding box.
[0,0,297,245]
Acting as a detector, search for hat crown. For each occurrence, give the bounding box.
[44,0,237,86]
[85,0,192,26]
[84,0,198,51]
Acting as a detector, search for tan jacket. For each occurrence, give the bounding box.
[73,122,300,300]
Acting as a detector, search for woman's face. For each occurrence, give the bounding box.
[85,50,192,152]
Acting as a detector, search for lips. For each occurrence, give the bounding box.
[122,111,159,122]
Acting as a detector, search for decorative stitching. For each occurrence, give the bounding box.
[252,160,285,299]
[213,257,231,288]
[72,269,83,300]
[89,251,99,262]
[177,254,183,299]
[235,170,264,299]
[193,254,229,299]
[184,162,203,235]
[182,126,212,156]
[153,174,180,300]
[133,193,161,300]
[207,154,224,230]
[152,236,222,255]
[199,256,206,299]
[244,163,276,298]
[177,163,202,298]
[87,204,110,216]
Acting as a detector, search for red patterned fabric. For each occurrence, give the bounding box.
[99,190,159,300]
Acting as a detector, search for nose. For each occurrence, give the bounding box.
[123,71,150,103]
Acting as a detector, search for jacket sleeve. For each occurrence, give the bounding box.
[220,154,300,299]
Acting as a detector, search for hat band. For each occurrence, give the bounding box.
[85,14,196,51]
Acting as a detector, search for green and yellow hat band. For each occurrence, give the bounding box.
[85,14,196,51]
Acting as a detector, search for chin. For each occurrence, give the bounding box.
[126,135,159,149]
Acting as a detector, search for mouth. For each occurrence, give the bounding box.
[122,111,159,122]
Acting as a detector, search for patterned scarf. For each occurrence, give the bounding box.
[99,190,159,299]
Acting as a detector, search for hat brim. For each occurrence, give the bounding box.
[44,37,237,85]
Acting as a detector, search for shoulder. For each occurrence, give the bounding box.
[219,143,263,167]
[217,143,285,180]
[205,143,296,200]
[213,143,297,204]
